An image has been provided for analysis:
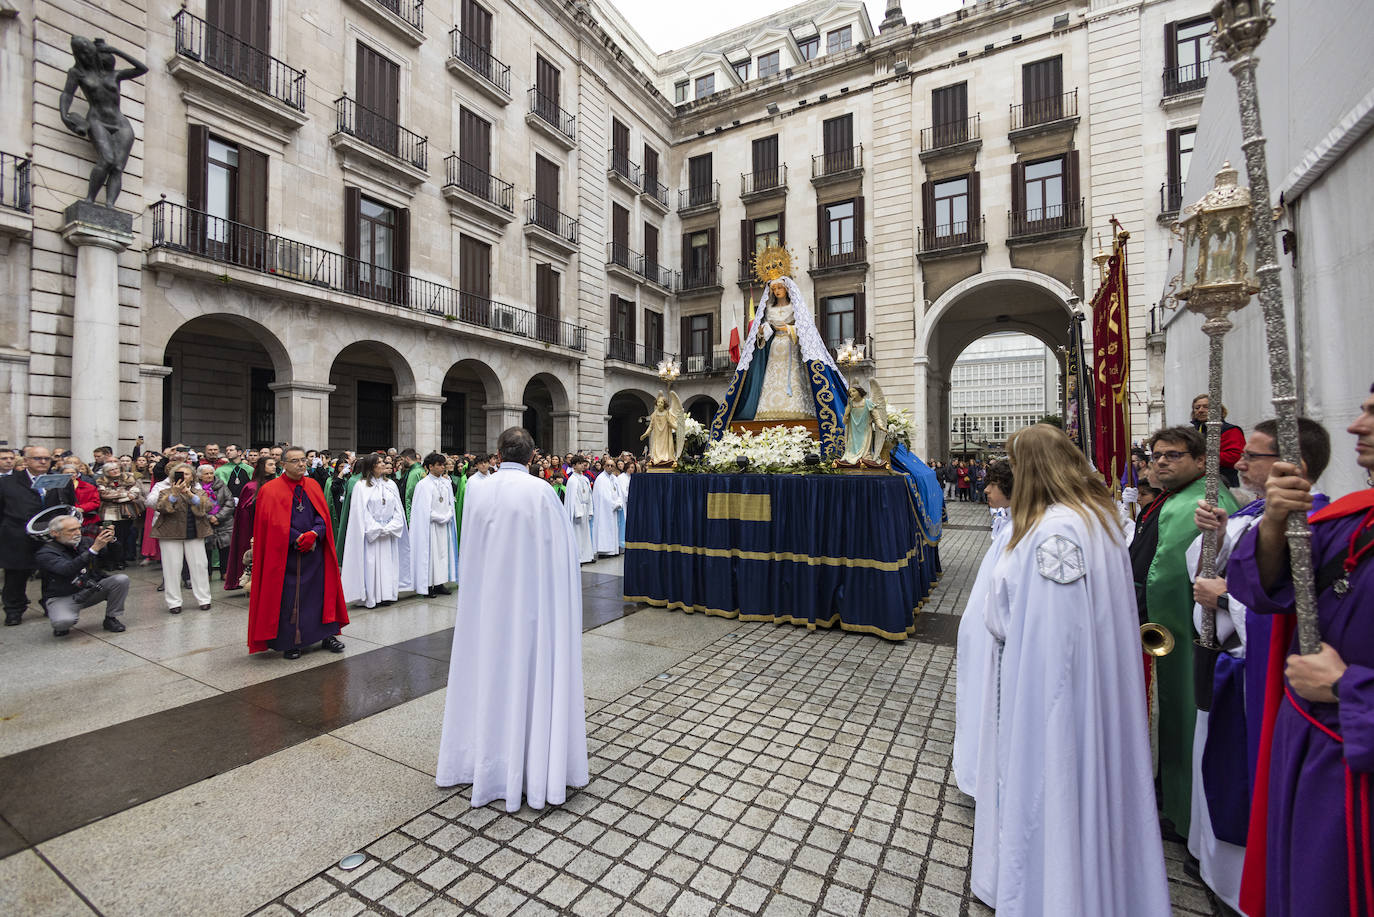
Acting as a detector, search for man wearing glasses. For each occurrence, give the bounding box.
[1129,425,1240,850]
[0,446,56,625]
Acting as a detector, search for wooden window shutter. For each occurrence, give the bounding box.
[1166,129,1180,188]
[1011,161,1025,216]
[681,232,691,276]
[817,202,828,251]
[394,206,410,276]
[855,291,867,342]
[628,299,636,344]
[1164,21,1179,72]
[969,171,981,235]
[920,180,935,233]
[708,311,715,349]
[740,218,751,269]
[1066,149,1081,207]
[706,227,717,271]
[236,147,268,230]
[680,314,691,357]
[343,187,361,290]
[854,195,865,245]
[778,211,785,245]
[186,124,209,212]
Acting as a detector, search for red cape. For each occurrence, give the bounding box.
[247,475,348,653]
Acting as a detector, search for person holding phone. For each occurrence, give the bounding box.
[148,462,212,613]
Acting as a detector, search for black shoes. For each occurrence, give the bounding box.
[199,604,211,611]
[102,616,125,633]
[427,585,451,596]
[284,649,302,660]
[168,606,182,615]
[53,628,70,637]
[4,613,20,627]
[321,636,345,653]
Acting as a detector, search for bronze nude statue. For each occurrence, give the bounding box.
[59,36,148,208]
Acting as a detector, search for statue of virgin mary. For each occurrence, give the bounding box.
[710,274,848,456]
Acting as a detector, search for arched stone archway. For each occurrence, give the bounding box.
[520,372,571,454]
[441,358,503,454]
[161,315,293,449]
[683,394,719,427]
[328,341,418,452]
[919,270,1075,460]
[606,389,655,456]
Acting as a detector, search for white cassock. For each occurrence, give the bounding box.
[953,507,1012,796]
[409,474,458,590]
[1183,509,1262,912]
[971,505,1170,917]
[436,462,588,811]
[590,472,623,556]
[565,472,594,564]
[341,478,412,608]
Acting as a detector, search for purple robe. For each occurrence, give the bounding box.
[1229,506,1374,917]
[266,483,338,652]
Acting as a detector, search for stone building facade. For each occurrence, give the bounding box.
[0,0,1209,458]
[949,331,1058,455]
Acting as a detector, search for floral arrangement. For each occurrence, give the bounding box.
[682,424,832,474]
[682,416,710,454]
[884,407,913,449]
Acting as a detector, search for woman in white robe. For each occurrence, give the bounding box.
[408,454,458,596]
[565,457,594,564]
[342,454,412,608]
[590,460,623,556]
[971,424,1169,917]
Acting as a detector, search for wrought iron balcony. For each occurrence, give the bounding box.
[1163,60,1209,98]
[1008,199,1086,238]
[741,165,787,198]
[173,10,306,111]
[680,264,723,293]
[148,200,588,352]
[918,217,985,252]
[443,154,514,212]
[1,151,31,214]
[1010,90,1079,131]
[638,257,674,291]
[366,0,423,31]
[682,349,735,376]
[524,198,579,245]
[606,241,642,275]
[811,145,863,180]
[333,97,427,170]
[607,337,675,368]
[1160,180,1184,215]
[642,175,669,209]
[448,29,511,97]
[527,89,577,144]
[608,149,641,188]
[919,116,981,153]
[678,182,719,212]
[808,240,868,273]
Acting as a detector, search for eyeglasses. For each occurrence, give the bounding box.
[1153,450,1192,463]
[1241,450,1281,461]
[283,457,308,465]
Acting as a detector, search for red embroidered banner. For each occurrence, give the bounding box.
[1091,230,1131,489]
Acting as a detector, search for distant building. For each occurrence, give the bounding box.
[949,331,1058,456]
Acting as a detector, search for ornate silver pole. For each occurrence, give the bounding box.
[1211,1,1320,654]
[1196,314,1230,646]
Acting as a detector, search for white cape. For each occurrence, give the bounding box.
[408,474,458,590]
[971,505,1170,917]
[436,463,588,811]
[341,478,412,607]
[565,472,594,564]
[591,472,623,555]
[953,509,1012,796]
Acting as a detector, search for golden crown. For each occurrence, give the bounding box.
[751,245,795,284]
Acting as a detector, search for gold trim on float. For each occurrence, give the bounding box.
[705,492,773,521]
[624,595,920,641]
[625,540,925,572]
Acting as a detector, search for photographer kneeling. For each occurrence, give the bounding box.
[36,517,129,637]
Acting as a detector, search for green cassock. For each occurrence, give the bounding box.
[1145,474,1239,837]
[448,470,466,553]
[333,472,363,557]
[402,462,426,521]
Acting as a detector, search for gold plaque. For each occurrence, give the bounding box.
[706,492,772,522]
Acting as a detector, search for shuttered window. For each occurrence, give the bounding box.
[356,42,400,156]
[205,0,270,91]
[931,82,968,146]
[644,222,660,272]
[751,135,779,187]
[458,235,491,323]
[645,310,664,361]
[644,145,660,189]
[461,0,492,50]
[1022,56,1063,124]
[535,263,559,343]
[345,189,408,303]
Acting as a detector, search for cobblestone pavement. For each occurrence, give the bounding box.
[256,502,1223,917]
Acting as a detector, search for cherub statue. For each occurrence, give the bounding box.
[642,390,685,465]
[59,36,147,207]
[840,379,890,466]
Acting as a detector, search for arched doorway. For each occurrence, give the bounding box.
[683,395,719,428]
[607,390,653,456]
[521,372,570,453]
[162,316,291,449]
[328,341,415,452]
[441,359,501,455]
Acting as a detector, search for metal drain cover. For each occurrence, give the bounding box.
[339,853,367,870]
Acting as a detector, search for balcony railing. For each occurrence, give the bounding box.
[642,175,669,208]
[607,337,675,368]
[609,149,641,187]
[811,145,863,179]
[680,265,723,292]
[741,165,787,196]
[173,10,306,111]
[809,240,868,271]
[1010,90,1079,131]
[367,0,423,31]
[606,241,641,273]
[1,151,31,214]
[443,154,514,212]
[334,97,427,170]
[449,29,511,95]
[1163,60,1209,97]
[1160,180,1185,215]
[1008,198,1085,237]
[528,89,577,143]
[148,200,587,351]
[638,257,674,291]
[918,217,985,252]
[678,182,719,211]
[919,116,980,152]
[524,198,579,245]
[682,349,735,375]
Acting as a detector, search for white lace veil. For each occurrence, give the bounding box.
[736,276,846,383]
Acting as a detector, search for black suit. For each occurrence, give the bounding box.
[0,471,46,617]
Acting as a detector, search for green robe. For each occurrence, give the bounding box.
[449,472,466,553]
[402,463,425,520]
[1146,474,1239,837]
[333,472,362,557]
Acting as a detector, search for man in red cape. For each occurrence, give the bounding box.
[1229,385,1374,917]
[248,446,348,659]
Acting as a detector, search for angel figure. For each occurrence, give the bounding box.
[642,391,685,465]
[840,380,890,466]
[866,379,890,465]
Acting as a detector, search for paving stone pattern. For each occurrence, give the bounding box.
[260,503,1223,917]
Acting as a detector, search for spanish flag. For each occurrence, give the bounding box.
[730,290,753,364]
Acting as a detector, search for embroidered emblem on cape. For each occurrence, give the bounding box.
[1036,534,1086,584]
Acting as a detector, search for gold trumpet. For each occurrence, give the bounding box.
[1141,622,1176,657]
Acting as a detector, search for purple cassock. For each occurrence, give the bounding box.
[1228,497,1374,917]
[266,483,339,652]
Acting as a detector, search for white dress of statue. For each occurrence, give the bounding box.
[736,276,844,422]
[342,477,413,607]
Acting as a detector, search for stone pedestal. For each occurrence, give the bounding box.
[394,393,445,452]
[62,202,133,457]
[552,410,578,456]
[483,402,527,451]
[270,380,336,448]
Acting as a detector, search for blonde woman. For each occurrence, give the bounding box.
[970,424,1169,917]
[149,461,213,613]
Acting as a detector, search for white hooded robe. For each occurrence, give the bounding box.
[408,473,459,590]
[435,462,588,811]
[341,477,412,608]
[565,472,594,564]
[591,471,623,556]
[953,508,1012,796]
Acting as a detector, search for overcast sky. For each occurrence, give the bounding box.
[616,0,964,53]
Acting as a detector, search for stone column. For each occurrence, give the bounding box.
[911,354,930,459]
[552,410,578,456]
[484,402,527,450]
[61,202,133,459]
[270,380,335,449]
[394,394,446,451]
[138,364,172,445]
